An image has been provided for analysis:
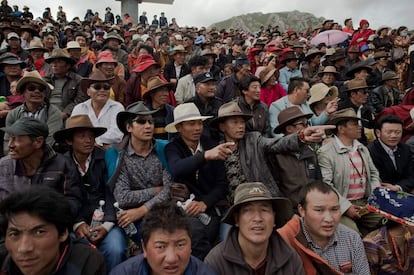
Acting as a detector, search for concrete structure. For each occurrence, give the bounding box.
[115,0,174,24]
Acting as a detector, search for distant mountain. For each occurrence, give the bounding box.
[210,10,326,33]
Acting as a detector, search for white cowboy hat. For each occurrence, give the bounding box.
[165,103,212,133]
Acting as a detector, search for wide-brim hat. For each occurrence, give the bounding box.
[304,48,323,61]
[53,114,107,142]
[201,49,217,58]
[308,83,338,106]
[329,51,346,62]
[143,76,174,101]
[317,66,340,77]
[27,40,48,52]
[116,101,157,134]
[280,52,299,64]
[373,50,390,60]
[104,32,124,44]
[65,41,81,50]
[367,187,414,227]
[80,70,114,94]
[16,70,53,94]
[169,45,187,56]
[21,24,38,36]
[95,50,118,66]
[326,108,366,125]
[376,25,390,35]
[134,54,160,73]
[274,106,313,134]
[345,78,372,93]
[210,102,252,129]
[222,182,293,228]
[0,52,25,67]
[346,62,372,77]
[45,48,76,65]
[165,103,212,133]
[258,66,277,85]
[381,71,399,82]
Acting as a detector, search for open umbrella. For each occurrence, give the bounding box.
[310,30,350,46]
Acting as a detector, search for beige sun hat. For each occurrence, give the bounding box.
[308,83,338,106]
[165,103,212,133]
[15,70,53,94]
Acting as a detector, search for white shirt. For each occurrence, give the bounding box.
[71,99,125,146]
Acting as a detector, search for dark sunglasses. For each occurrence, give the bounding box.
[357,89,369,94]
[26,84,46,92]
[133,118,154,125]
[91,83,111,90]
[292,120,308,127]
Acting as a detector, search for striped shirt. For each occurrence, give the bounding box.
[347,150,367,200]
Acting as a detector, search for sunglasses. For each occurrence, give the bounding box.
[357,89,369,94]
[26,84,46,92]
[133,118,154,125]
[91,83,111,90]
[292,120,308,127]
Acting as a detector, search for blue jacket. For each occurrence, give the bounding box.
[109,254,216,275]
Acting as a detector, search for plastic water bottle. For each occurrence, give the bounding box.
[90,200,105,238]
[113,202,138,236]
[177,194,211,225]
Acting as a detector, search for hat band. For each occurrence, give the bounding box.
[235,194,272,204]
[174,113,204,122]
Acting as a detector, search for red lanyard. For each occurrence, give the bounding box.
[348,151,365,184]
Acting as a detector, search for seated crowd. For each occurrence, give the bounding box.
[1,3,414,275]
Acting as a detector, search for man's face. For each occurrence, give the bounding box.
[219,116,246,142]
[196,81,216,100]
[151,87,169,107]
[75,36,86,47]
[376,122,402,149]
[68,129,95,156]
[8,135,43,160]
[235,201,275,246]
[243,81,261,101]
[23,82,47,105]
[106,39,120,48]
[238,64,251,78]
[3,64,22,77]
[339,119,361,140]
[67,48,81,60]
[350,89,369,106]
[50,59,71,76]
[98,62,115,77]
[5,212,68,275]
[87,82,111,105]
[176,120,203,144]
[285,117,308,135]
[298,190,341,246]
[173,52,185,65]
[29,49,44,60]
[232,44,242,54]
[385,79,398,88]
[182,37,192,48]
[295,82,310,104]
[7,38,20,49]
[143,228,191,275]
[127,115,154,142]
[321,73,335,85]
[286,59,298,70]
[191,65,207,76]
[377,57,388,68]
[42,35,55,49]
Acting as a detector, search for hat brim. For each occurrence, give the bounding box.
[210,113,253,129]
[165,115,213,133]
[16,77,53,94]
[143,82,174,100]
[317,70,339,77]
[116,110,157,134]
[53,127,107,143]
[308,86,339,106]
[169,50,187,56]
[346,66,372,77]
[80,77,115,94]
[222,196,293,228]
[133,62,160,73]
[273,113,313,134]
[45,56,76,65]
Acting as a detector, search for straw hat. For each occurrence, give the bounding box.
[143,76,174,101]
[53,114,107,142]
[317,66,339,77]
[165,103,212,133]
[169,45,187,56]
[308,83,338,106]
[27,40,48,52]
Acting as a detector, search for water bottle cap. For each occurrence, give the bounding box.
[113,202,119,208]
[99,200,105,206]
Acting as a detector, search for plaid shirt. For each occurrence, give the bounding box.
[300,217,370,274]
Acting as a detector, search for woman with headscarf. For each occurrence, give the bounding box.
[350,19,375,50]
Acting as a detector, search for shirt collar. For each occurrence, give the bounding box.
[378,138,398,153]
[334,135,361,152]
[189,142,203,155]
[300,217,337,249]
[126,139,156,157]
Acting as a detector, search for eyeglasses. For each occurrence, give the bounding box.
[133,118,154,125]
[91,83,111,90]
[26,84,46,92]
[292,120,308,127]
[357,89,369,94]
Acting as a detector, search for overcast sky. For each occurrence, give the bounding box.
[12,0,412,30]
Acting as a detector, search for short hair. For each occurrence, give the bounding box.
[239,74,260,91]
[138,44,154,56]
[344,18,352,25]
[299,180,339,209]
[0,187,73,236]
[158,35,169,45]
[141,201,191,246]
[375,115,403,130]
[287,77,307,94]
[188,55,208,70]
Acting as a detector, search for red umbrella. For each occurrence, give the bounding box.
[310,30,349,46]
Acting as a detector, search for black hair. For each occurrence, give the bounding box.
[188,55,208,70]
[287,77,307,94]
[0,186,73,237]
[142,201,191,246]
[239,74,260,92]
[375,115,403,130]
[344,18,352,25]
[138,44,154,56]
[158,35,169,45]
[299,180,339,210]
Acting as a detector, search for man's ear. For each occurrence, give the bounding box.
[142,240,147,258]
[297,204,305,218]
[33,136,45,149]
[59,229,69,243]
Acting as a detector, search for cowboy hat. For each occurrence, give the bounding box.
[326,108,365,125]
[209,102,252,129]
[345,78,372,93]
[274,106,313,134]
[169,45,187,56]
[308,83,339,106]
[45,48,76,65]
[53,114,107,142]
[222,182,293,228]
[27,40,48,52]
[381,71,399,82]
[104,32,124,44]
[0,52,25,67]
[317,66,339,77]
[304,48,323,61]
[15,70,53,94]
[165,103,212,133]
[80,70,114,94]
[258,66,277,85]
[116,102,157,134]
[143,76,174,101]
[346,61,373,77]
[280,51,299,64]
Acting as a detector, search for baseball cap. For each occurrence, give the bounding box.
[1,117,49,138]
[193,72,216,85]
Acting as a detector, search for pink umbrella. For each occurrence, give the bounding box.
[310,30,350,46]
